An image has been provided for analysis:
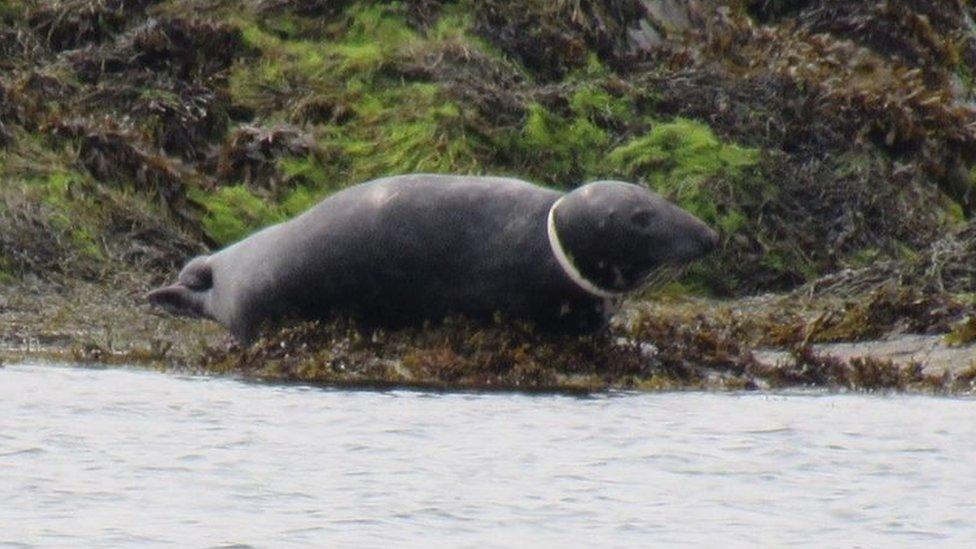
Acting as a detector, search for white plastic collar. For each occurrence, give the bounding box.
[546,196,623,300]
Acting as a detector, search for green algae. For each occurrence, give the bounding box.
[568,84,632,120]
[319,86,484,181]
[18,170,105,261]
[500,85,636,186]
[230,5,419,113]
[609,118,761,232]
[278,185,322,218]
[276,155,337,214]
[2,0,976,396]
[507,102,609,185]
[229,5,488,188]
[189,185,282,246]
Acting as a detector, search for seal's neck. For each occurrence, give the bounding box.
[546,196,625,300]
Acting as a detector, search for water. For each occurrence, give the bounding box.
[1,363,974,547]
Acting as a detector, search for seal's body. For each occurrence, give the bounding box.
[149,174,718,342]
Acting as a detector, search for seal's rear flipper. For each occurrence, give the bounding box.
[178,256,213,290]
[147,284,209,319]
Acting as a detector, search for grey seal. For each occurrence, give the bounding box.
[148,174,718,342]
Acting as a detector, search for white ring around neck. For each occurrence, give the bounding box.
[546,196,624,300]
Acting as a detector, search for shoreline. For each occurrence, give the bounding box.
[3,277,973,395]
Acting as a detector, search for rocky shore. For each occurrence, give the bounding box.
[2,1,975,393]
[2,274,973,394]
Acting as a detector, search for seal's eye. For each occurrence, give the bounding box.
[631,210,653,229]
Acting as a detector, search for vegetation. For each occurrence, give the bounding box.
[2,0,976,391]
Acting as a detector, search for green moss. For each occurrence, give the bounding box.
[317,84,484,182]
[334,5,418,73]
[190,185,283,246]
[261,13,302,39]
[228,4,487,188]
[846,247,883,269]
[232,4,645,191]
[278,154,332,186]
[429,10,473,42]
[968,166,976,213]
[524,103,607,180]
[505,102,608,185]
[34,170,74,203]
[568,52,612,81]
[14,170,107,260]
[231,5,419,112]
[231,23,328,109]
[609,119,760,230]
[431,5,516,69]
[498,84,638,185]
[279,185,322,217]
[69,226,103,260]
[759,249,816,279]
[569,84,632,121]
[45,175,103,259]
[946,200,966,223]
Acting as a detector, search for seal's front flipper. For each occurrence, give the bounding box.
[147,284,209,319]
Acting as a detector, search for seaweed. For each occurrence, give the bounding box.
[68,16,252,83]
[752,345,938,392]
[199,317,657,391]
[2,0,976,392]
[216,124,318,192]
[49,118,209,243]
[471,0,647,81]
[189,184,280,245]
[27,0,160,52]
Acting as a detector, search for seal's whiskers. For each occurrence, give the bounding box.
[638,265,686,292]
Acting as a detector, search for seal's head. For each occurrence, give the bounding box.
[549,181,718,294]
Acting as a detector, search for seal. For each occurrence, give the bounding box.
[148,174,718,342]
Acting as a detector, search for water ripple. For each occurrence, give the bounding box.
[1,362,975,546]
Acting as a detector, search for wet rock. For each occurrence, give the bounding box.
[755,334,976,384]
[200,317,660,391]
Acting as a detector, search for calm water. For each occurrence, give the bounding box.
[1,363,975,547]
